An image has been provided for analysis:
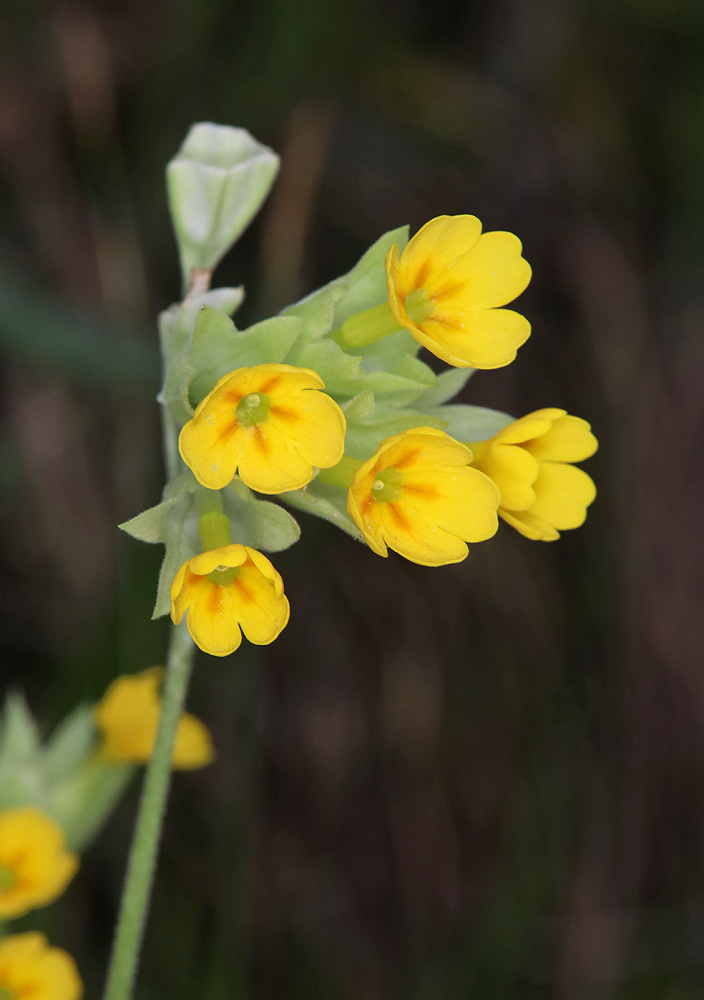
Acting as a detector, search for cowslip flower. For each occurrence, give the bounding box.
[469,408,597,541]
[179,363,346,493]
[0,809,78,919]
[385,214,531,369]
[171,544,290,656]
[95,669,215,769]
[347,427,500,566]
[0,933,82,1000]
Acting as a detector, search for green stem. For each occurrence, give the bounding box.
[102,622,195,1000]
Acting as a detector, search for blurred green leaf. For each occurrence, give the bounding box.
[224,480,301,552]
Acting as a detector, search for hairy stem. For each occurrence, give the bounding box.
[102,622,195,1000]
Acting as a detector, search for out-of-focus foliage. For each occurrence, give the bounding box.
[1,0,704,997]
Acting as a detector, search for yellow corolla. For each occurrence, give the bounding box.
[0,809,78,919]
[171,544,290,657]
[347,427,500,566]
[179,363,346,493]
[95,669,215,769]
[0,933,82,1000]
[385,214,531,369]
[469,408,597,540]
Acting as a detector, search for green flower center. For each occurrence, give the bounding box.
[0,986,14,1000]
[0,866,15,891]
[404,287,434,325]
[208,565,241,587]
[371,466,403,503]
[236,392,271,428]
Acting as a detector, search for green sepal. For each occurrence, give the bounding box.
[159,289,244,424]
[344,407,447,459]
[414,367,475,408]
[341,389,375,421]
[167,123,279,283]
[0,694,44,808]
[426,404,514,442]
[331,226,408,327]
[187,307,304,406]
[48,756,135,852]
[42,704,98,785]
[283,480,362,539]
[223,480,301,552]
[282,274,349,338]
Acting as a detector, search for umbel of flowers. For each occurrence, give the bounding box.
[121,123,597,658]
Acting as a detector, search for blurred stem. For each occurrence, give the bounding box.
[102,622,195,1000]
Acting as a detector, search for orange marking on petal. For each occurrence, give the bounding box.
[386,502,411,531]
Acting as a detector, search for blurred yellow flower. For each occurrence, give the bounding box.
[0,809,78,919]
[0,933,82,1000]
[347,427,500,566]
[179,363,346,493]
[171,544,290,657]
[95,669,215,769]
[469,408,597,541]
[385,214,531,369]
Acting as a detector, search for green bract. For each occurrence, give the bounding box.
[124,122,516,620]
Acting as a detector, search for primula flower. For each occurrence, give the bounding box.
[385,214,531,369]
[347,427,500,566]
[95,669,215,769]
[171,544,290,657]
[179,363,346,493]
[0,809,78,919]
[469,408,597,541]
[0,933,82,1000]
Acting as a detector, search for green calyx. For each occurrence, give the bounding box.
[0,866,15,891]
[236,392,271,427]
[331,302,402,349]
[371,466,403,503]
[197,509,232,552]
[315,454,363,489]
[207,565,241,586]
[404,287,434,325]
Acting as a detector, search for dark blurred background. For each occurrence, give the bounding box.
[2,0,704,997]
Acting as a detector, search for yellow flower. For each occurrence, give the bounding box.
[347,427,500,566]
[469,408,597,541]
[385,214,531,369]
[0,933,82,1000]
[0,809,78,919]
[95,669,215,769]
[179,363,346,493]
[170,544,290,657]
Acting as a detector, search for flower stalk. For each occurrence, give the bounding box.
[102,621,195,1000]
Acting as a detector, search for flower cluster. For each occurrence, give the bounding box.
[121,123,597,658]
[0,670,215,997]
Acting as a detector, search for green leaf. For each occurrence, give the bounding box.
[42,705,98,784]
[332,226,409,326]
[151,495,200,619]
[285,335,362,395]
[167,123,280,280]
[415,367,475,408]
[428,404,514,441]
[344,408,447,459]
[0,692,41,764]
[224,481,301,552]
[49,757,135,852]
[283,480,362,539]
[119,473,198,544]
[281,275,349,339]
[188,309,304,405]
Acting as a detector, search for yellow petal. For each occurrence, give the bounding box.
[500,508,560,541]
[188,545,248,577]
[185,579,244,657]
[377,500,470,566]
[236,421,314,493]
[414,307,531,369]
[524,414,598,463]
[268,388,346,468]
[529,463,596,530]
[179,410,240,490]
[474,443,539,511]
[429,231,531,310]
[494,410,562,444]
[394,215,483,293]
[227,564,291,644]
[172,714,216,769]
[400,467,500,542]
